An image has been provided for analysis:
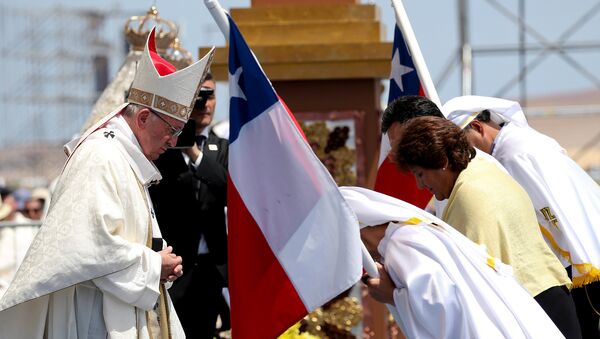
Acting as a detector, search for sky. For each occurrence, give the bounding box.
[1,0,600,130]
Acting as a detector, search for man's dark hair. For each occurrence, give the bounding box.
[464,109,495,131]
[204,71,213,82]
[475,109,492,122]
[381,96,444,133]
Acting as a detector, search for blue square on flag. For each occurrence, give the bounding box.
[388,24,422,103]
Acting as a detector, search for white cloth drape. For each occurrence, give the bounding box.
[341,186,564,339]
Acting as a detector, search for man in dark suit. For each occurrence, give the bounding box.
[150,72,229,338]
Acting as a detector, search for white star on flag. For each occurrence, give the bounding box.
[229,67,247,100]
[390,47,414,92]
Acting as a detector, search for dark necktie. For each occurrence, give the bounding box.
[196,135,207,149]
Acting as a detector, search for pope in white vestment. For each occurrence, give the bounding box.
[0,115,185,339]
[0,27,215,339]
[341,186,565,339]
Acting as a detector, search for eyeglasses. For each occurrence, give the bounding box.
[149,109,183,137]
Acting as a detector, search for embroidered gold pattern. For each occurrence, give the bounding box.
[539,224,571,262]
[540,207,559,229]
[128,88,190,120]
[129,88,153,107]
[154,94,189,119]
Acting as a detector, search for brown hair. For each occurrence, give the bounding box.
[393,116,475,172]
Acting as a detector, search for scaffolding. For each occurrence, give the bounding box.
[451,0,600,106]
[450,0,600,170]
[0,5,129,148]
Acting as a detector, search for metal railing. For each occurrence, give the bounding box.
[0,220,42,294]
[0,220,42,229]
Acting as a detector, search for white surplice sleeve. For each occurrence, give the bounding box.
[76,138,162,311]
[92,247,161,310]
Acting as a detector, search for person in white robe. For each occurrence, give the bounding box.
[444,95,600,338]
[0,28,215,339]
[342,186,565,339]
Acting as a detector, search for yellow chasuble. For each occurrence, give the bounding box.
[442,157,571,296]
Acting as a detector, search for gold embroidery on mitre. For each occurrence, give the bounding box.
[129,88,153,107]
[129,88,191,120]
[154,94,189,119]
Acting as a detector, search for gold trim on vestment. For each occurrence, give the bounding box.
[538,224,572,263]
[572,265,600,288]
[137,179,173,339]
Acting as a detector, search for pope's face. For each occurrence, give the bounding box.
[141,110,184,160]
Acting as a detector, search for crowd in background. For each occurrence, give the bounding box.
[0,185,50,222]
[0,184,51,297]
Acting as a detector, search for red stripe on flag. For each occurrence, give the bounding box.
[373,157,431,209]
[228,177,308,339]
[278,95,307,140]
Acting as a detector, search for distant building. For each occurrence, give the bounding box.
[526,89,600,181]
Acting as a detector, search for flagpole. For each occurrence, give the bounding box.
[390,0,441,107]
[204,0,230,41]
[361,243,379,277]
[204,0,402,326]
[361,241,404,324]
[203,0,384,285]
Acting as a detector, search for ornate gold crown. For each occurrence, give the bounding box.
[124,6,177,53]
[165,38,194,70]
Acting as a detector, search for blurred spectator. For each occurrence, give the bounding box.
[0,190,38,298]
[11,188,30,212]
[0,198,12,297]
[0,196,11,222]
[26,187,50,220]
[0,188,28,222]
[23,198,44,220]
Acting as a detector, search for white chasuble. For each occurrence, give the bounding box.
[0,110,184,339]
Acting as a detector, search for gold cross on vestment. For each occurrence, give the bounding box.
[540,207,559,229]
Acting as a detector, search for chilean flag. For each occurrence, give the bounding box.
[226,16,362,338]
[373,24,432,208]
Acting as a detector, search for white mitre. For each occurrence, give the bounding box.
[127,26,215,123]
[442,95,528,129]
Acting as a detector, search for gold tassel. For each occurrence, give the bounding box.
[572,266,600,288]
